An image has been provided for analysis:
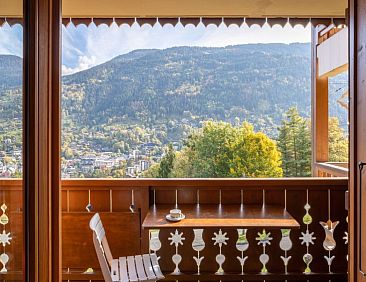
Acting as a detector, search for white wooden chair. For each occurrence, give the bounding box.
[89,213,165,282]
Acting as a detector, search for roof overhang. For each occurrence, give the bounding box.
[1,0,348,18]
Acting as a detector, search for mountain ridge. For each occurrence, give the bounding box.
[0,43,347,158]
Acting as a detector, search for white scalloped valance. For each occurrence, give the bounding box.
[0,17,347,29]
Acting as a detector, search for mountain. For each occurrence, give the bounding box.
[62,43,312,130]
[0,43,348,159]
[0,55,22,90]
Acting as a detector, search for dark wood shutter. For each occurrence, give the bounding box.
[350,0,366,281]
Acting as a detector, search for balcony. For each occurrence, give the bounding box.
[0,177,348,281]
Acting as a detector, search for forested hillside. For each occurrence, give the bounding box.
[0,43,348,177]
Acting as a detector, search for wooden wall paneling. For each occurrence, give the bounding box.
[62,213,140,270]
[68,190,89,212]
[265,189,285,206]
[90,190,110,212]
[4,189,23,212]
[133,187,150,253]
[221,189,242,204]
[199,189,220,204]
[133,187,150,218]
[177,188,197,204]
[111,189,132,212]
[61,190,67,212]
[242,189,263,205]
[155,189,176,204]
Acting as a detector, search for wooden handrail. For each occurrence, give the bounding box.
[314,162,349,177]
[0,177,348,190]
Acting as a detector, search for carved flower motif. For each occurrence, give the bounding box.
[0,230,12,247]
[256,229,272,247]
[212,229,229,247]
[299,230,316,247]
[168,229,185,247]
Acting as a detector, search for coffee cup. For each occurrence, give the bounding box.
[170,209,182,219]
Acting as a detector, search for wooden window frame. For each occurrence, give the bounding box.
[23,0,61,281]
[19,0,365,281]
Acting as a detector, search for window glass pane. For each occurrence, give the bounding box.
[60,23,330,179]
[328,71,349,163]
[0,20,23,280]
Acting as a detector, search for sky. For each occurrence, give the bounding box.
[0,22,311,75]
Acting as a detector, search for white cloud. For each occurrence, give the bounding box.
[62,55,97,75]
[0,24,23,57]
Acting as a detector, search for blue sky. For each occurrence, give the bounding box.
[0,22,311,75]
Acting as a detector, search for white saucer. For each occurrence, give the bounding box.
[166,214,185,222]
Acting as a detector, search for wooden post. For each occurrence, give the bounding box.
[311,26,329,176]
[23,0,61,281]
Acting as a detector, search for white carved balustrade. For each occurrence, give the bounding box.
[143,186,348,278]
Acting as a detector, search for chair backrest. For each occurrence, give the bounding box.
[89,213,114,282]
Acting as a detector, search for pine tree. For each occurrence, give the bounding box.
[328,117,348,162]
[278,107,311,177]
[157,143,176,178]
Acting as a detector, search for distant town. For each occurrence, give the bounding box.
[61,141,181,178]
[0,137,22,178]
[0,140,183,178]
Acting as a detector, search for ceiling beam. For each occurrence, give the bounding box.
[1,0,347,18]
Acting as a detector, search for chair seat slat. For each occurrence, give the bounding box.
[127,256,138,282]
[150,254,164,279]
[142,254,157,280]
[119,257,129,282]
[111,259,120,281]
[135,255,148,281]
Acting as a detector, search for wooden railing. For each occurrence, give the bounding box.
[314,162,349,177]
[0,178,348,281]
[318,24,346,44]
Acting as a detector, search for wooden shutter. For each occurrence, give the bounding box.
[350,0,366,281]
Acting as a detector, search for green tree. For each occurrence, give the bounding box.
[168,121,282,178]
[183,121,236,177]
[278,107,311,177]
[329,117,348,162]
[171,150,193,178]
[157,144,176,178]
[230,123,283,177]
[142,163,160,178]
